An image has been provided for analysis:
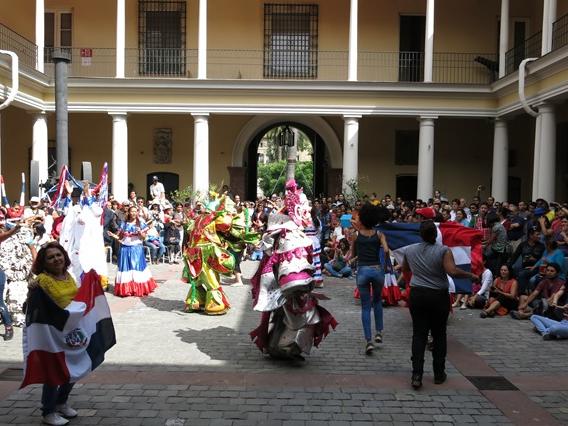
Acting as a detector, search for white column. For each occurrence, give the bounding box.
[532,114,542,200]
[417,117,436,200]
[198,0,208,79]
[491,119,508,202]
[192,113,209,195]
[542,0,558,55]
[342,115,360,192]
[116,0,126,78]
[35,0,44,72]
[32,112,49,191]
[423,0,435,82]
[537,104,556,200]
[348,0,358,81]
[498,0,509,79]
[110,113,128,202]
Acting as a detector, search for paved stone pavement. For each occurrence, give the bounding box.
[1,261,567,425]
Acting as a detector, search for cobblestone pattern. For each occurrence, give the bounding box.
[0,383,513,425]
[528,391,568,424]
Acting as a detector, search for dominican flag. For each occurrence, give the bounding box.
[21,270,116,388]
[92,162,108,209]
[378,222,483,293]
[49,165,70,208]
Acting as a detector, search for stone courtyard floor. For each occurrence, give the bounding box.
[1,261,568,425]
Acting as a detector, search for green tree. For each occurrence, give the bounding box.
[258,160,314,197]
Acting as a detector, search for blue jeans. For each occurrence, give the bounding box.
[0,269,12,327]
[324,261,352,278]
[41,383,75,416]
[356,265,384,341]
[530,315,568,339]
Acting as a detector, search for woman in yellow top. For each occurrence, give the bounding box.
[29,242,78,426]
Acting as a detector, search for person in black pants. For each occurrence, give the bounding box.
[402,221,478,389]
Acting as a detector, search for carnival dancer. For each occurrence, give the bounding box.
[59,182,108,289]
[250,179,337,361]
[182,193,258,315]
[110,206,156,297]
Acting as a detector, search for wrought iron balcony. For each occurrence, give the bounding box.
[39,48,495,85]
[0,22,37,70]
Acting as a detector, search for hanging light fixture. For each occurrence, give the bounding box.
[277,125,295,148]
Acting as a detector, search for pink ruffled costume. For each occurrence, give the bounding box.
[250,180,337,360]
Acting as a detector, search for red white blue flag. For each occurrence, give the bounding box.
[378,222,483,293]
[21,270,116,388]
[92,162,108,209]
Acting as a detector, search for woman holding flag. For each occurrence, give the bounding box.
[402,220,479,390]
[28,242,78,426]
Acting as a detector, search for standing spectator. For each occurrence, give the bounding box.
[0,223,21,340]
[484,212,509,275]
[23,196,45,223]
[554,217,568,256]
[149,176,165,201]
[351,204,390,355]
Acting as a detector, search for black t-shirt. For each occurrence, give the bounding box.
[512,241,545,268]
[355,232,380,266]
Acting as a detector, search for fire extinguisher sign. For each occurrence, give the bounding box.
[80,48,92,66]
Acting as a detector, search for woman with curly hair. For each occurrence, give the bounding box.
[350,203,391,355]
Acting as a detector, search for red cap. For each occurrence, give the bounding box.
[416,207,436,219]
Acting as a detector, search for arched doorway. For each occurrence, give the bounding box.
[245,122,327,200]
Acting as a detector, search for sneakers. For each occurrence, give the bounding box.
[56,404,78,419]
[411,373,423,390]
[365,341,374,355]
[543,333,552,341]
[3,326,13,341]
[434,372,447,385]
[374,332,383,344]
[509,310,522,320]
[460,303,468,310]
[42,413,69,425]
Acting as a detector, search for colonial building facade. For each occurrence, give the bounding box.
[0,0,567,202]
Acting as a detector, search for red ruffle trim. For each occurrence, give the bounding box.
[381,285,402,306]
[114,279,157,297]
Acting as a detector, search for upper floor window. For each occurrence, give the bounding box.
[138,0,186,76]
[44,11,72,62]
[264,4,318,79]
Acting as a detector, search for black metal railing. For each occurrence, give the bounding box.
[433,52,498,84]
[505,30,542,74]
[0,22,37,70]
[553,12,568,51]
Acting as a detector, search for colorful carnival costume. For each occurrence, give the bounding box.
[182,195,259,315]
[114,220,157,297]
[60,197,109,289]
[250,180,337,360]
[0,226,33,326]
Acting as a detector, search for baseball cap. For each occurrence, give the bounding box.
[30,196,41,204]
[534,207,547,217]
[416,207,436,219]
[152,175,158,180]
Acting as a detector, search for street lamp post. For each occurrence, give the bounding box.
[278,126,297,182]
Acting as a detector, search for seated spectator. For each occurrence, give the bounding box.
[144,222,166,264]
[163,221,180,263]
[554,216,568,257]
[531,306,568,340]
[510,262,565,320]
[511,226,545,288]
[480,264,518,318]
[466,259,493,309]
[323,238,352,278]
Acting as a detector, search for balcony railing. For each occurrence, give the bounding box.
[505,30,542,75]
[553,12,568,51]
[40,48,495,85]
[0,22,37,70]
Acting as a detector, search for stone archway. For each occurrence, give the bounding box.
[229,116,343,199]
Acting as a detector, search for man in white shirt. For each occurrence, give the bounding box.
[23,196,46,223]
[149,176,165,202]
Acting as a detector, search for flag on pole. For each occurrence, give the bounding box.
[21,270,116,388]
[19,172,25,206]
[0,175,8,207]
[378,222,483,293]
[49,165,69,208]
[92,162,108,208]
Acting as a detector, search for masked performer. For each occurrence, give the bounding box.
[250,180,337,361]
[182,194,258,315]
